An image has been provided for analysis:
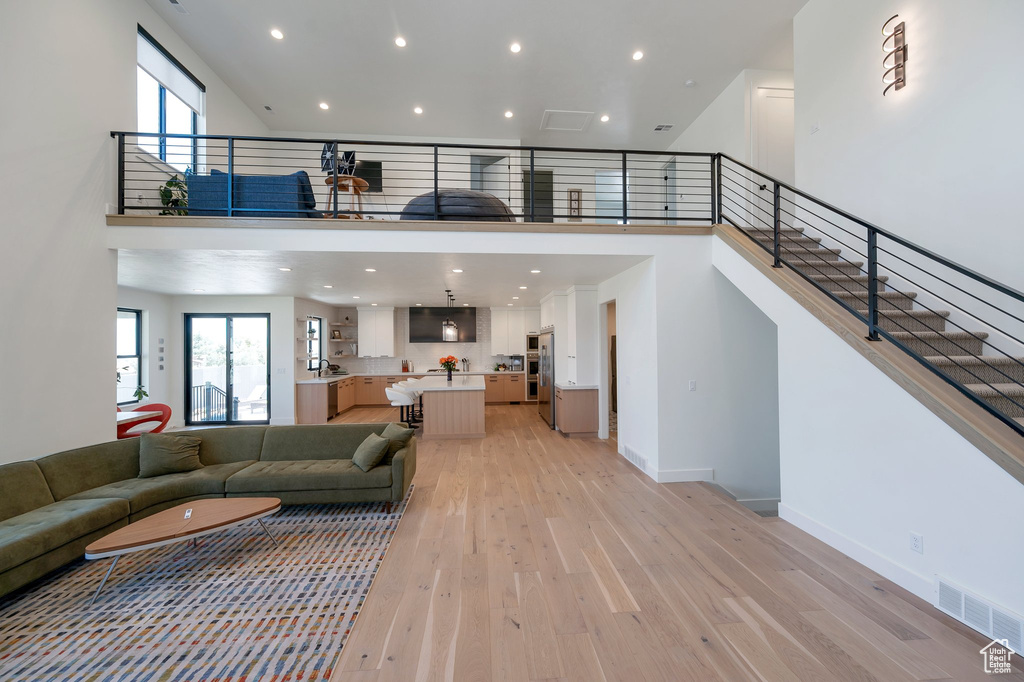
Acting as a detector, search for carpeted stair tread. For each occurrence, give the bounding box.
[858,309,950,332]
[926,355,1024,385]
[964,383,1024,397]
[793,261,866,276]
[889,331,988,356]
[927,355,1023,367]
[836,290,916,310]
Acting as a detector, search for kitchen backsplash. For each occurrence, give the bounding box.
[312,306,515,376]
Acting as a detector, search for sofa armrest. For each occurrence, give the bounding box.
[390,437,417,501]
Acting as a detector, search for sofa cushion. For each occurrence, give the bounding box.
[64,462,254,514]
[0,462,55,523]
[381,422,415,459]
[36,439,141,501]
[0,498,130,572]
[189,426,267,465]
[259,424,389,462]
[352,433,389,472]
[225,460,392,494]
[139,433,203,478]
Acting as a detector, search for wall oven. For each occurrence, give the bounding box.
[527,335,539,352]
[527,356,539,378]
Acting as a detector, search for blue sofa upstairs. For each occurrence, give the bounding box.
[187,169,322,218]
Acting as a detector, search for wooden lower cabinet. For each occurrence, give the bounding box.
[356,377,377,405]
[554,387,598,437]
[503,374,524,402]
[484,374,504,403]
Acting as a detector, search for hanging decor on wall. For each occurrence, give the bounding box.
[567,188,582,221]
[882,14,908,96]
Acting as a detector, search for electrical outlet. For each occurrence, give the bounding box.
[689,380,697,391]
[910,532,924,554]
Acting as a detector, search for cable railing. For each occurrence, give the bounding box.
[715,153,1024,438]
[110,131,714,224]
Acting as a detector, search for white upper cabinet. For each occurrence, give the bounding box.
[524,308,541,335]
[358,307,395,357]
[491,308,527,356]
[508,310,526,355]
[490,308,509,355]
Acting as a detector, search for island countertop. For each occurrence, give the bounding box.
[297,371,522,385]
[412,375,485,391]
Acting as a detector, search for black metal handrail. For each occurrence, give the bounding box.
[111,131,714,224]
[715,153,1024,438]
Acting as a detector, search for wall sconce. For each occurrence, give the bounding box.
[882,14,908,95]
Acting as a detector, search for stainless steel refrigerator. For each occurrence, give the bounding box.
[538,331,555,427]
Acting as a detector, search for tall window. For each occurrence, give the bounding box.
[306,317,323,371]
[117,308,142,405]
[137,26,205,172]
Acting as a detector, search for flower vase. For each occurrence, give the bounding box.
[447,368,453,382]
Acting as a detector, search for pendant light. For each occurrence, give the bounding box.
[442,290,459,342]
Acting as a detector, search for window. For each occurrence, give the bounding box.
[306,317,323,371]
[594,170,632,224]
[117,308,142,405]
[137,26,205,172]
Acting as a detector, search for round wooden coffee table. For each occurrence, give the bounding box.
[84,497,281,605]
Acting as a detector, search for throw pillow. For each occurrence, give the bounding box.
[381,422,415,458]
[139,433,204,478]
[352,433,390,472]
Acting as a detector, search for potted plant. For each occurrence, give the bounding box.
[133,385,150,402]
[439,355,458,382]
[159,173,189,215]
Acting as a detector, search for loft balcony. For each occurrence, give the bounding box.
[108,131,716,231]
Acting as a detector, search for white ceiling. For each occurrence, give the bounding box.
[145,0,805,147]
[117,250,647,307]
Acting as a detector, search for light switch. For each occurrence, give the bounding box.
[689,380,697,391]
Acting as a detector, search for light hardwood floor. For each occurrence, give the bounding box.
[329,405,1022,681]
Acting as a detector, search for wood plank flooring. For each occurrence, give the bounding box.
[328,405,1022,681]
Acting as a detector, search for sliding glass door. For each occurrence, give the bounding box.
[185,314,270,425]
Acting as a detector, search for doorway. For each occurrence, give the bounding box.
[184,314,270,425]
[522,169,554,222]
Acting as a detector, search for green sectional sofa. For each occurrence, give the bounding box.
[0,423,416,598]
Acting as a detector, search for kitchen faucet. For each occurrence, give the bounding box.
[317,359,331,377]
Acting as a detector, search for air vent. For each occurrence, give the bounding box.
[540,110,593,132]
[264,105,274,112]
[654,124,674,132]
[936,577,1023,653]
[167,0,189,14]
[622,445,648,473]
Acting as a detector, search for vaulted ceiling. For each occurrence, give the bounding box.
[145,0,805,147]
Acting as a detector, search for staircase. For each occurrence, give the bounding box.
[747,227,1024,424]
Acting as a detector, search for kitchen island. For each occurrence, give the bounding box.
[416,375,486,440]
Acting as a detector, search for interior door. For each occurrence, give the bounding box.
[185,314,270,425]
[522,169,554,222]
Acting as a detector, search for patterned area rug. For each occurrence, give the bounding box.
[0,492,411,681]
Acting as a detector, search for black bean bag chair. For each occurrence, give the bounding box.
[400,189,515,222]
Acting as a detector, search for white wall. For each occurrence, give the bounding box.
[0,0,267,462]
[117,287,174,408]
[793,0,1024,291]
[713,233,1024,616]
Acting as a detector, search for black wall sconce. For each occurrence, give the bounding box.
[882,14,908,95]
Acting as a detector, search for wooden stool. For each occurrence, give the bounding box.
[324,174,369,219]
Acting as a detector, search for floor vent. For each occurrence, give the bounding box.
[936,577,1023,652]
[622,445,648,473]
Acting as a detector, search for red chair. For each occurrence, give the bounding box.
[117,403,172,439]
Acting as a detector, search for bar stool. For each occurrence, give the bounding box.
[385,387,416,424]
[398,380,424,422]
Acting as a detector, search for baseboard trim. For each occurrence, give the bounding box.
[778,503,934,603]
[655,468,715,483]
[737,497,781,513]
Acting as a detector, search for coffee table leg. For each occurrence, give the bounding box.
[89,556,120,606]
[257,518,280,548]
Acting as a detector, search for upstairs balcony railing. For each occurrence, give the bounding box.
[110,131,714,224]
[111,131,1024,440]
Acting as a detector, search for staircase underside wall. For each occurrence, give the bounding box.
[712,233,1024,617]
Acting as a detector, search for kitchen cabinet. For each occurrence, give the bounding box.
[484,374,504,402]
[490,308,509,355]
[564,286,598,386]
[491,308,526,356]
[554,387,598,437]
[524,308,541,335]
[379,375,401,405]
[503,373,524,401]
[507,310,525,355]
[357,307,395,357]
[338,377,356,413]
[356,376,378,404]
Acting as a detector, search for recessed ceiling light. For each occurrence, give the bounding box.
[519,286,527,290]
[685,79,696,88]
[415,303,422,306]
[193,289,205,292]
[530,269,541,273]
[365,268,376,272]
[278,267,291,272]
[463,303,469,307]
[371,303,378,306]
[319,102,329,110]
[270,28,283,40]
[513,296,520,300]
[323,285,333,288]
[507,303,514,306]
[395,36,406,47]
[413,106,423,115]
[600,114,610,123]
[632,50,644,61]
[452,269,463,273]
[352,295,360,299]
[510,42,521,53]
[504,110,514,118]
